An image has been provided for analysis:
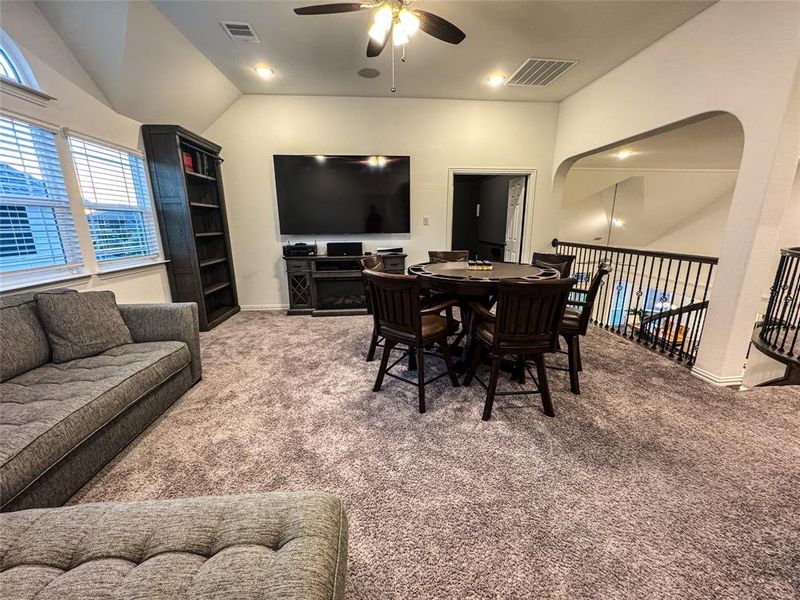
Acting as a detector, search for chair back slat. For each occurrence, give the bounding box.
[429,250,469,263]
[532,252,576,278]
[576,265,612,332]
[493,278,576,351]
[360,256,384,316]
[363,270,421,338]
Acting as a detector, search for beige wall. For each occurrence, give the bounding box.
[0,1,170,303]
[551,1,800,384]
[204,95,559,309]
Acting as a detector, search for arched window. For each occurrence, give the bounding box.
[0,30,40,89]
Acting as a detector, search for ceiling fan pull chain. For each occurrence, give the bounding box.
[391,42,396,93]
[401,44,406,63]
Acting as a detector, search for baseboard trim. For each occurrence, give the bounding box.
[691,366,743,388]
[240,304,288,311]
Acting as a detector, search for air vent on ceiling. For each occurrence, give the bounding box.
[220,22,261,43]
[505,58,577,87]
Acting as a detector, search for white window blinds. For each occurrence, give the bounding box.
[68,136,159,264]
[0,116,82,278]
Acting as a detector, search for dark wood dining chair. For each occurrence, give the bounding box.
[463,278,575,420]
[363,270,460,414]
[559,264,611,395]
[532,252,576,278]
[428,250,469,263]
[361,255,384,362]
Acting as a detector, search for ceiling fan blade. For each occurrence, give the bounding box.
[294,3,367,15]
[367,24,391,57]
[416,10,466,45]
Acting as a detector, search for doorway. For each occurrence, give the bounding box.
[450,173,529,262]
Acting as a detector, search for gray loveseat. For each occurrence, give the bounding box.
[0,492,348,599]
[0,290,201,512]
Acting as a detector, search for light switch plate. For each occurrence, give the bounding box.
[422,215,430,226]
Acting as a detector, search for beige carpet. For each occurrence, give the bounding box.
[71,312,800,599]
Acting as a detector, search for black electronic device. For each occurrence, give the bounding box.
[327,241,363,257]
[283,242,318,257]
[377,246,404,254]
[274,154,411,235]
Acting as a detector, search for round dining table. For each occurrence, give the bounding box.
[408,260,561,296]
[408,261,562,372]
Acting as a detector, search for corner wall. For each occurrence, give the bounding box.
[551,1,800,384]
[203,95,559,309]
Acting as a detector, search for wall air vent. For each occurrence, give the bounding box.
[220,22,261,43]
[505,58,577,87]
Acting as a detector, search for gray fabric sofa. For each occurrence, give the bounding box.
[0,492,348,599]
[0,290,201,512]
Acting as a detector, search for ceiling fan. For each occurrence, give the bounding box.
[293,1,466,59]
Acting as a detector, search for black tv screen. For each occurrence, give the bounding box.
[274,155,410,235]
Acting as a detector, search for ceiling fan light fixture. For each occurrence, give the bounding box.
[373,4,393,29]
[369,21,389,42]
[398,9,419,36]
[392,26,409,46]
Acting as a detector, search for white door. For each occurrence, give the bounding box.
[504,176,526,262]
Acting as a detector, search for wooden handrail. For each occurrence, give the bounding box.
[551,238,719,265]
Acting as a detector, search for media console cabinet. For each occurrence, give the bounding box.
[283,253,406,316]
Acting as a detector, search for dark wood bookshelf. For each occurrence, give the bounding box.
[142,124,239,331]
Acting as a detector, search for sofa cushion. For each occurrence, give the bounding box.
[0,341,190,505]
[0,291,68,382]
[0,492,348,600]
[35,290,133,363]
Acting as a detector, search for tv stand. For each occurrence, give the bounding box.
[283,253,406,316]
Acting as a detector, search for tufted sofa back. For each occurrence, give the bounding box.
[0,291,57,382]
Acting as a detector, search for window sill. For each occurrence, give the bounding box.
[96,259,169,280]
[0,272,92,295]
[0,77,56,107]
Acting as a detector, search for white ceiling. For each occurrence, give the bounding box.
[36,0,241,132]
[573,112,744,171]
[153,0,713,101]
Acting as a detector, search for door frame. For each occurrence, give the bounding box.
[446,168,537,263]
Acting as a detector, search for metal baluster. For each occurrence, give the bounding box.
[631,254,648,341]
[623,252,640,339]
[666,260,686,357]
[688,263,715,366]
[680,261,703,362]
[776,254,800,353]
[650,257,667,349]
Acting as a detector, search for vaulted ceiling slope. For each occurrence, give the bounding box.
[153,0,713,101]
[35,0,241,132]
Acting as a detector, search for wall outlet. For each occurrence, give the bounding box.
[422,215,430,226]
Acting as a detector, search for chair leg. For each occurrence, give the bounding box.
[513,355,526,383]
[565,335,581,395]
[416,346,426,414]
[575,335,583,372]
[462,340,482,387]
[439,341,460,387]
[366,331,379,362]
[533,354,555,417]
[408,347,417,371]
[373,340,395,392]
[482,356,502,421]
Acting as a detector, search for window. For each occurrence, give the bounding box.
[0,47,21,83]
[68,136,159,265]
[0,116,82,279]
[0,30,39,89]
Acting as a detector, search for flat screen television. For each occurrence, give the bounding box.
[274,154,410,235]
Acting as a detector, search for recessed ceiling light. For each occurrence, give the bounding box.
[255,66,274,78]
[612,218,625,227]
[616,149,633,160]
[487,74,505,87]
